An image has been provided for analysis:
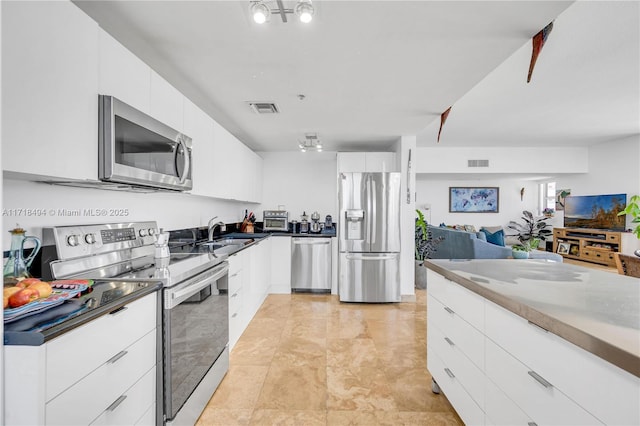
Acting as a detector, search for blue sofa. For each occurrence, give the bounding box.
[427,225,562,261]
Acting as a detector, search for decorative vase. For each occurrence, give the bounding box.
[415,260,427,289]
[512,250,529,259]
[635,249,640,258]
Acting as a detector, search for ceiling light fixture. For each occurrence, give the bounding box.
[295,0,314,23]
[299,133,321,152]
[250,0,314,24]
[250,1,270,24]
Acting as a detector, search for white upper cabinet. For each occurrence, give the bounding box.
[98,29,151,115]
[183,99,215,197]
[337,152,397,172]
[2,1,99,181]
[211,122,262,203]
[150,70,184,132]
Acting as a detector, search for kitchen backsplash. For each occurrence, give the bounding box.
[2,179,254,251]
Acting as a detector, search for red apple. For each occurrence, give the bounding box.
[8,288,39,308]
[16,278,42,289]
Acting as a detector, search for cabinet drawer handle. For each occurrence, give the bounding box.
[107,350,128,364]
[444,306,455,315]
[528,370,553,388]
[444,337,455,346]
[106,395,127,412]
[528,423,538,426]
[231,292,238,298]
[109,306,128,316]
[231,272,240,278]
[232,313,238,318]
[444,368,455,378]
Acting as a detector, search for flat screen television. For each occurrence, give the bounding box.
[563,193,627,231]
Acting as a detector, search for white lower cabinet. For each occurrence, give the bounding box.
[4,292,159,426]
[269,236,292,293]
[427,269,640,426]
[228,251,246,351]
[485,338,601,425]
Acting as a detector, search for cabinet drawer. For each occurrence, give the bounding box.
[581,249,615,263]
[428,294,484,370]
[46,329,156,426]
[134,403,156,426]
[485,300,640,425]
[229,269,242,294]
[46,293,157,401]
[90,366,156,426]
[229,285,243,318]
[229,252,244,275]
[486,339,602,425]
[427,271,484,331]
[485,376,532,426]
[428,320,485,408]
[428,345,484,426]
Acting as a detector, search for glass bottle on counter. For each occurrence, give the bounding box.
[3,227,41,285]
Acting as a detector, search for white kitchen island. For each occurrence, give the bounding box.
[425,259,640,426]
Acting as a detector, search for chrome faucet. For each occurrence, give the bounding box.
[208,216,226,241]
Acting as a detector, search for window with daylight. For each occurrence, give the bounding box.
[539,181,556,214]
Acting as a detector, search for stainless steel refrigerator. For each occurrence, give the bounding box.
[338,172,401,302]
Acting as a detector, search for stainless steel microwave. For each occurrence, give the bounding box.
[99,95,193,191]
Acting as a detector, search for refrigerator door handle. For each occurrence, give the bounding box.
[346,253,397,261]
[366,175,372,245]
[370,176,377,245]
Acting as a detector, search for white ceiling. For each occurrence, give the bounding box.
[74,1,639,152]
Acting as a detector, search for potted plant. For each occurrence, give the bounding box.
[618,195,640,256]
[415,210,444,289]
[511,238,540,259]
[507,210,552,244]
[542,207,555,218]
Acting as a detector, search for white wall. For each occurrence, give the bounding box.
[416,176,540,231]
[2,179,253,250]
[556,136,640,222]
[396,136,417,299]
[258,151,337,222]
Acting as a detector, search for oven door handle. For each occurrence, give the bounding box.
[166,262,228,308]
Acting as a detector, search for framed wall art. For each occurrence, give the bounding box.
[449,187,499,213]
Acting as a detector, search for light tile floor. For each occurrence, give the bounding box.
[197,289,463,425]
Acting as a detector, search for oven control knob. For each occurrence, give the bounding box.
[139,229,148,237]
[84,233,96,245]
[66,235,80,247]
[148,228,155,236]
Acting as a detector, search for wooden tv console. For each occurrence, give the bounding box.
[553,228,622,267]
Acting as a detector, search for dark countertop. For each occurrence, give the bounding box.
[425,259,640,378]
[4,280,162,346]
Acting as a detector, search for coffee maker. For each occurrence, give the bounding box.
[323,215,334,232]
[300,212,309,233]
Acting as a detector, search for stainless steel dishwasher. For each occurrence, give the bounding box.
[291,237,332,292]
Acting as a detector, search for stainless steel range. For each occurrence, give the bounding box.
[41,221,229,426]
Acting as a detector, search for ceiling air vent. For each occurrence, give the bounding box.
[248,102,279,114]
[468,159,489,168]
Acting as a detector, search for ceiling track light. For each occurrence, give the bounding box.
[295,0,314,23]
[250,0,314,24]
[299,133,322,152]
[250,1,270,24]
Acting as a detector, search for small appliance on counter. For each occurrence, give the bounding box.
[310,211,322,233]
[263,210,288,232]
[323,215,335,234]
[300,212,309,233]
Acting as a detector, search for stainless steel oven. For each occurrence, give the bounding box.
[163,261,228,425]
[42,222,230,426]
[263,210,289,231]
[99,95,193,191]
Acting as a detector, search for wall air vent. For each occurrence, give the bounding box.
[468,159,489,168]
[248,102,279,114]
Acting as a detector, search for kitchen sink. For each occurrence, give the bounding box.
[210,238,254,246]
